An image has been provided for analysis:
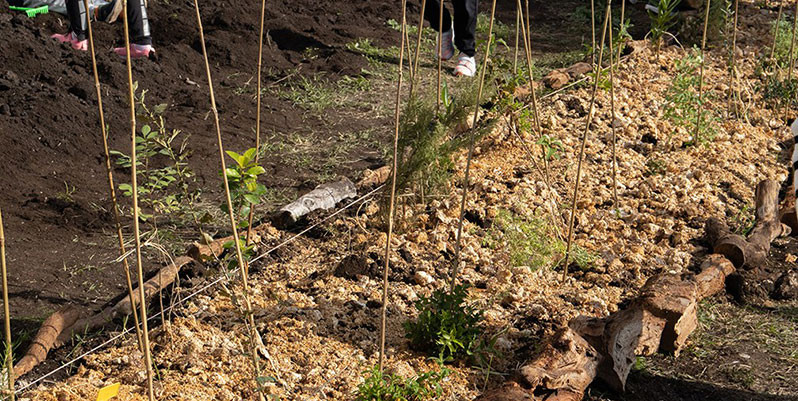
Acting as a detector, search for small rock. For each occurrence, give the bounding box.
[414,270,434,286]
[543,69,570,89]
[565,62,592,77]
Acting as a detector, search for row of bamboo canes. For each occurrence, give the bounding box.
[2,0,798,399]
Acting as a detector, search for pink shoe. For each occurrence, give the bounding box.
[51,32,87,51]
[113,44,155,59]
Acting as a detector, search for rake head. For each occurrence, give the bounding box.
[8,5,49,17]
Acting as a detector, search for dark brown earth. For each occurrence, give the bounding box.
[0,0,638,333]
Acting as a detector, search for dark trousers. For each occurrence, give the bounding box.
[423,0,478,57]
[66,0,151,45]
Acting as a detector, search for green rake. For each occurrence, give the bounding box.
[9,5,49,17]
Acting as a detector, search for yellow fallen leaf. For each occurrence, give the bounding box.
[96,383,120,401]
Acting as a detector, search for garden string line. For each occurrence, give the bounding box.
[15,184,384,394]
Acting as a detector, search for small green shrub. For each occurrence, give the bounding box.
[485,210,597,271]
[647,0,680,52]
[393,77,497,199]
[112,83,198,222]
[404,285,484,362]
[760,76,798,110]
[663,48,719,146]
[771,16,797,68]
[355,365,450,401]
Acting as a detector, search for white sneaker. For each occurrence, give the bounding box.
[454,53,476,77]
[439,23,455,61]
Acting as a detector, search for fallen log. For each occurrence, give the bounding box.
[706,180,789,269]
[274,178,357,228]
[13,307,83,379]
[14,256,193,378]
[478,180,787,401]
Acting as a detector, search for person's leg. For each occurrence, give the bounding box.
[423,0,452,32]
[51,0,87,50]
[113,0,153,58]
[424,0,456,60]
[452,0,477,57]
[126,0,151,46]
[65,0,88,41]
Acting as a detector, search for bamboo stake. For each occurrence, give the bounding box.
[788,1,798,78]
[450,0,498,292]
[409,0,428,98]
[190,0,264,397]
[379,0,408,373]
[245,0,269,250]
[728,0,740,117]
[514,6,521,74]
[616,0,626,68]
[694,0,712,142]
[436,0,444,112]
[562,0,612,281]
[608,2,619,208]
[121,1,155,399]
[517,0,552,191]
[83,0,143,353]
[404,11,415,83]
[0,210,13,401]
[770,0,785,62]
[591,0,597,66]
[525,0,531,63]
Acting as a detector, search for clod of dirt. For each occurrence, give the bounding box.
[773,269,798,300]
[543,69,570,89]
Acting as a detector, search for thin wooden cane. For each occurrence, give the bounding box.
[728,0,740,117]
[771,0,785,62]
[517,0,552,189]
[409,0,428,98]
[608,2,619,209]
[525,0,531,62]
[591,0,597,66]
[562,0,612,281]
[450,0,498,292]
[514,5,520,74]
[379,0,408,373]
[788,1,798,78]
[83,0,143,353]
[694,0,712,142]
[616,0,626,68]
[404,11,415,83]
[436,0,443,113]
[190,0,264,397]
[121,1,155,399]
[0,210,13,401]
[245,0,269,249]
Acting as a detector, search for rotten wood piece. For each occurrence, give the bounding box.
[13,307,82,379]
[275,178,357,227]
[14,256,193,378]
[705,180,790,269]
[479,180,786,401]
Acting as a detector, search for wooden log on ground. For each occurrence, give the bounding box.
[511,327,601,401]
[275,178,357,227]
[14,256,193,378]
[706,180,789,269]
[13,307,82,378]
[188,231,261,262]
[478,180,790,401]
[357,166,390,189]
